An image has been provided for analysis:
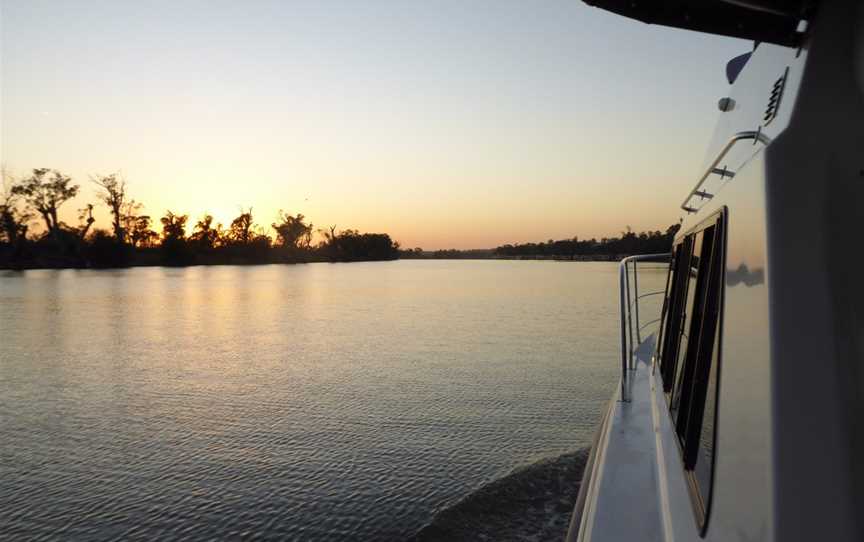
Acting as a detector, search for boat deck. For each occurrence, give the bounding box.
[574,337,665,541]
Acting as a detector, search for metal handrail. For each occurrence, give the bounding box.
[639,317,662,333]
[681,130,772,213]
[619,253,671,402]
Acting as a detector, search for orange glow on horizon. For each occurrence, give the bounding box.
[2,2,747,251]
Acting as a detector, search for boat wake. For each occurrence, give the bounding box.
[410,448,589,542]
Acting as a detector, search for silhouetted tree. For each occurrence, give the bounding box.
[11,168,78,241]
[160,210,191,265]
[160,211,187,242]
[92,173,128,243]
[128,215,158,248]
[0,168,31,248]
[221,208,272,263]
[226,208,254,245]
[76,204,96,240]
[119,200,148,243]
[0,202,28,246]
[190,214,221,250]
[273,211,313,251]
[316,224,338,258]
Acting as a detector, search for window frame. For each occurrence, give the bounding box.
[657,237,692,394]
[653,208,726,535]
[674,226,715,444]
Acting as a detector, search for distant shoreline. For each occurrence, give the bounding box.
[400,253,625,262]
[1,253,646,271]
[0,251,392,271]
[3,167,679,271]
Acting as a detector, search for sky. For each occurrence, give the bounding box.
[0,0,748,250]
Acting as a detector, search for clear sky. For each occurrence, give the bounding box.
[0,0,748,249]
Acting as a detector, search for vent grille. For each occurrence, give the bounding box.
[763,69,788,126]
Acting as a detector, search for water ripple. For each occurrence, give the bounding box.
[0,262,667,540]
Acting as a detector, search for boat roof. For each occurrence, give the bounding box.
[582,0,809,46]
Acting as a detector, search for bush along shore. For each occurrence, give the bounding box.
[0,169,399,269]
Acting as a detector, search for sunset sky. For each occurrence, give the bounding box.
[1,0,748,249]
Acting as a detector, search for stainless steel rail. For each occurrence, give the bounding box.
[619,253,671,402]
[681,130,772,213]
[638,317,663,335]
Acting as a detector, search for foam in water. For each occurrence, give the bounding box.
[410,448,589,542]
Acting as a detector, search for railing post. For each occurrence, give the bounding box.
[619,258,629,402]
[634,260,641,345]
[625,260,634,371]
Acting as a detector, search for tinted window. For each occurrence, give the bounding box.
[658,238,692,393]
[693,329,720,496]
[670,231,705,424]
[673,226,715,438]
[655,244,680,371]
[654,211,725,531]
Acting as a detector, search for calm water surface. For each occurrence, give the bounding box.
[0,260,664,540]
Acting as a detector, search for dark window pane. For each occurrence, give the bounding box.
[657,212,724,528]
[670,232,703,422]
[693,329,720,495]
[656,245,680,375]
[675,226,716,441]
[661,237,693,396]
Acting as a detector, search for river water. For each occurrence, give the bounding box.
[0,260,665,541]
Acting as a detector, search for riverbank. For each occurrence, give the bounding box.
[402,253,626,262]
[0,253,653,270]
[0,233,400,270]
[0,251,393,270]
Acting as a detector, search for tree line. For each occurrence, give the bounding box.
[0,168,400,269]
[493,225,681,258]
[399,225,681,260]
